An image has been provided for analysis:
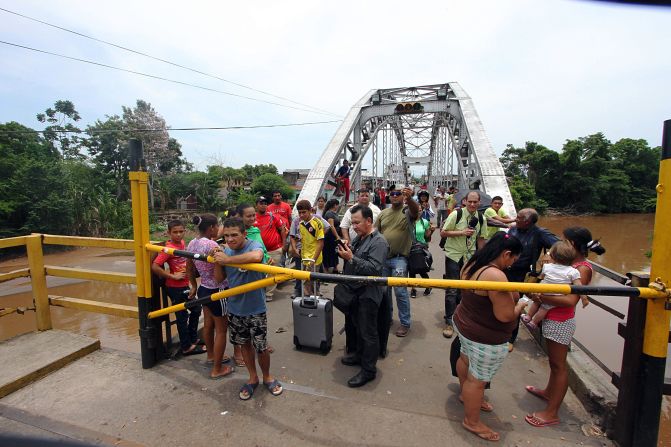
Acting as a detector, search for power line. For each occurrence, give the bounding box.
[0,120,342,135]
[0,6,341,118]
[0,40,340,118]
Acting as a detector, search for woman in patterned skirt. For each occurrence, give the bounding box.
[453,232,526,442]
[524,226,606,428]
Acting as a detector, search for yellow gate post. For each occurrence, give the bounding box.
[128,139,159,369]
[632,119,671,446]
[25,233,51,331]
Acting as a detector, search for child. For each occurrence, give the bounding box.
[295,199,324,296]
[521,240,583,330]
[151,219,204,356]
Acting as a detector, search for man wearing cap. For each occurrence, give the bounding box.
[255,196,288,300]
[339,189,381,244]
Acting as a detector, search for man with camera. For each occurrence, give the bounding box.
[439,190,488,338]
[335,205,389,387]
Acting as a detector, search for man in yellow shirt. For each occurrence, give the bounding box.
[296,199,324,296]
[483,196,516,239]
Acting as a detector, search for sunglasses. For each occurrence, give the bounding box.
[390,191,402,197]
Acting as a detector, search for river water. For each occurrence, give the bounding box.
[0,214,668,443]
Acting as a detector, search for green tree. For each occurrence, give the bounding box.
[0,122,73,237]
[36,100,83,159]
[250,173,293,200]
[84,115,129,199]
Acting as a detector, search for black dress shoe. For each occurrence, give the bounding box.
[341,355,361,366]
[347,371,376,388]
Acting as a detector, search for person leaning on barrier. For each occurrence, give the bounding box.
[506,208,559,350]
[213,217,282,401]
[334,205,389,388]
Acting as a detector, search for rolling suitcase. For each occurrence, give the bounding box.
[292,260,333,354]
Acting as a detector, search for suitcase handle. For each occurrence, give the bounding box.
[300,296,319,308]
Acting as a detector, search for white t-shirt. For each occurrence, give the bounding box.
[339,203,381,240]
[541,263,581,285]
[539,263,582,310]
[434,191,448,211]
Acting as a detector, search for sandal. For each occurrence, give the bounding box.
[210,365,234,380]
[239,382,259,400]
[234,358,246,367]
[461,421,500,442]
[525,385,549,401]
[182,346,206,356]
[264,379,283,396]
[525,413,560,427]
[206,356,231,365]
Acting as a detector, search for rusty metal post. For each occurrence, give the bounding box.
[25,233,51,331]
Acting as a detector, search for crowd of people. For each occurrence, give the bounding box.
[152,175,607,442]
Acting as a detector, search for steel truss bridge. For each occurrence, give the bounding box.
[297,83,515,214]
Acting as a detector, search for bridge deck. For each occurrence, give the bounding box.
[0,258,612,446]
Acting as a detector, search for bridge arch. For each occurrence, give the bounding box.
[297,83,515,215]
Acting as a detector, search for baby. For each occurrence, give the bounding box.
[521,240,582,330]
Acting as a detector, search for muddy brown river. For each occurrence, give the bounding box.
[0,213,668,444]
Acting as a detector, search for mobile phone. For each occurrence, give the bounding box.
[337,239,347,249]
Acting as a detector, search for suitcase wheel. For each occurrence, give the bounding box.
[319,341,330,355]
[293,335,302,350]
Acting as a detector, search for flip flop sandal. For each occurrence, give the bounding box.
[239,382,259,400]
[525,385,549,401]
[461,421,500,442]
[234,358,246,367]
[206,356,231,365]
[264,379,283,396]
[182,346,206,356]
[210,366,234,380]
[525,413,560,427]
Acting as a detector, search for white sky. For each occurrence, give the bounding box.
[1,0,670,172]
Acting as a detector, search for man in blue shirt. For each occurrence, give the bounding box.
[214,217,283,400]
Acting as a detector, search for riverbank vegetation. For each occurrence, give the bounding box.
[0,100,292,240]
[501,134,660,213]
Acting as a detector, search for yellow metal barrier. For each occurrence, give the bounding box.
[42,235,135,250]
[49,295,138,319]
[147,274,292,320]
[0,268,30,284]
[0,236,27,249]
[25,234,51,330]
[45,266,136,285]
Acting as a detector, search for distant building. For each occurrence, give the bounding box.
[283,169,335,202]
[177,194,197,211]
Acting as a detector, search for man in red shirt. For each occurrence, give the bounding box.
[255,196,288,300]
[267,191,292,222]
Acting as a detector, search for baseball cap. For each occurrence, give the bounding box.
[256,196,268,203]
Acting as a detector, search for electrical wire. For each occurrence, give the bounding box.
[0,6,341,118]
[0,40,339,117]
[0,120,342,136]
